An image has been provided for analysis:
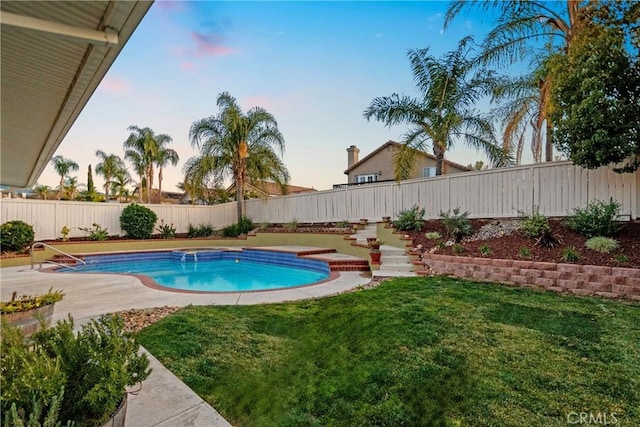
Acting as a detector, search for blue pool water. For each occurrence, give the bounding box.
[58,249,330,292]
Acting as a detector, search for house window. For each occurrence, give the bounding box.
[423,167,436,178]
[356,173,377,183]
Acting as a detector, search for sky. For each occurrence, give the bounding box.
[37,0,526,193]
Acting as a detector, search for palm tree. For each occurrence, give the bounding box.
[123,150,146,202]
[95,150,125,201]
[154,140,179,203]
[445,1,589,162]
[364,37,510,178]
[62,176,83,200]
[123,126,171,203]
[33,184,51,200]
[110,168,133,202]
[186,92,290,219]
[50,155,79,200]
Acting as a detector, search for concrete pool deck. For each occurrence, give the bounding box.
[0,247,372,426]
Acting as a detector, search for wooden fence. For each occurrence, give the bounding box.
[0,200,236,240]
[245,161,639,223]
[1,161,638,240]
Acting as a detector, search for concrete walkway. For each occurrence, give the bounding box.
[0,251,371,426]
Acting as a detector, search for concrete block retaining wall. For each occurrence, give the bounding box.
[417,254,640,300]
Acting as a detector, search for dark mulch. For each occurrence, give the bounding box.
[408,219,640,268]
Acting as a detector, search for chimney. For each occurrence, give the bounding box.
[347,145,360,169]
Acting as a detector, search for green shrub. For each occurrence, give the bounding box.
[0,324,67,421]
[585,236,619,254]
[561,246,580,263]
[222,218,253,238]
[1,220,35,252]
[453,243,465,254]
[78,224,108,241]
[566,199,622,237]
[393,205,425,231]
[155,220,176,239]
[285,219,299,230]
[519,207,550,238]
[479,244,492,256]
[425,232,441,240]
[517,247,531,259]
[33,315,150,426]
[335,220,350,228]
[3,387,74,427]
[187,223,214,238]
[439,208,472,243]
[119,204,157,239]
[615,253,629,263]
[1,287,64,314]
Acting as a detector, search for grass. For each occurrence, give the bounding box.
[136,277,640,426]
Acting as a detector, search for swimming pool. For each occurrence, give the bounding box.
[57,249,331,292]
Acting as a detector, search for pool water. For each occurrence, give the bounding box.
[58,250,330,292]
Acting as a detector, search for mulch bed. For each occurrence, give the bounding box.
[407,219,640,268]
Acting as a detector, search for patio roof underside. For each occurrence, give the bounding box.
[0,1,152,188]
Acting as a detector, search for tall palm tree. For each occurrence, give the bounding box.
[95,150,125,201]
[364,37,510,178]
[123,150,146,202]
[185,92,290,219]
[50,155,79,200]
[154,140,179,203]
[445,0,589,162]
[123,126,171,203]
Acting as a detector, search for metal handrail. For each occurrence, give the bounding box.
[30,242,86,270]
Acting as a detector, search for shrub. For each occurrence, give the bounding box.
[1,287,64,314]
[0,324,67,421]
[1,220,35,252]
[439,208,472,243]
[424,232,441,240]
[155,220,176,239]
[2,387,73,427]
[393,205,425,231]
[187,223,214,238]
[222,217,253,238]
[519,207,550,238]
[566,198,622,237]
[335,220,350,228]
[78,223,108,241]
[585,236,619,254]
[615,253,629,263]
[285,219,299,230]
[479,244,492,256]
[517,247,531,259]
[119,204,157,239]
[453,243,465,254]
[33,315,150,426]
[561,246,580,263]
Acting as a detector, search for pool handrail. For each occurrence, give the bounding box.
[30,242,86,270]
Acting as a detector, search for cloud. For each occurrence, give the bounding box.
[98,76,130,94]
[180,62,196,71]
[155,0,186,13]
[191,31,236,57]
[242,95,274,111]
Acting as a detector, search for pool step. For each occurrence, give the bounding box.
[48,254,84,265]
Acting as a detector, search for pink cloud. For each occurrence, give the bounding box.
[98,76,130,94]
[191,32,236,57]
[180,61,196,71]
[155,1,186,13]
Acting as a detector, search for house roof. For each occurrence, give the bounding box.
[227,182,317,197]
[0,1,153,188]
[343,140,471,175]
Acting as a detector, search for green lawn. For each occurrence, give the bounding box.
[136,277,640,426]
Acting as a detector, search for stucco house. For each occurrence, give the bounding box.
[341,141,471,186]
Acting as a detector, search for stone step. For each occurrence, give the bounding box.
[379,263,415,272]
[374,270,418,277]
[381,255,411,263]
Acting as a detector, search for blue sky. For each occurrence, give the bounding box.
[39,0,517,193]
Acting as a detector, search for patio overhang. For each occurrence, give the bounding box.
[0,1,153,188]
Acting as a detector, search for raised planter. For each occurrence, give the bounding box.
[100,393,128,427]
[1,304,54,337]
